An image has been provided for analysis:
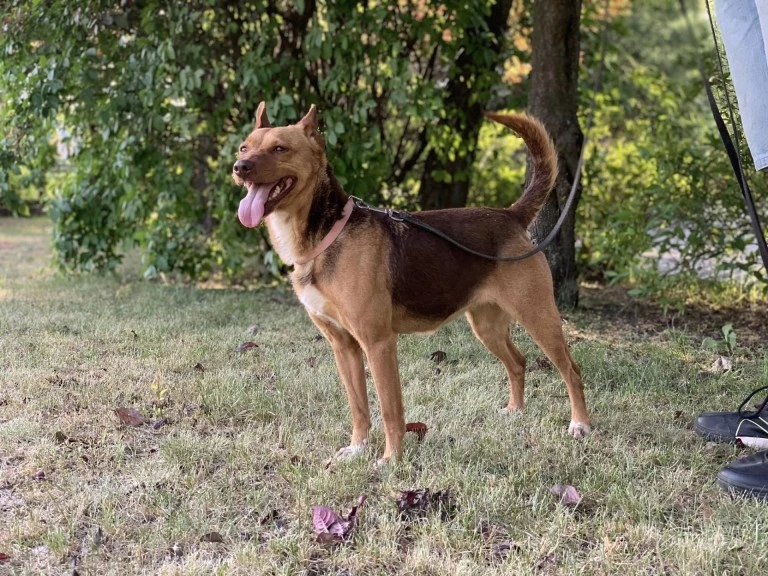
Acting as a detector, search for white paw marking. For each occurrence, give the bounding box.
[568,421,591,438]
[500,406,523,415]
[335,440,367,460]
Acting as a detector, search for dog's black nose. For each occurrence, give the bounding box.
[233,160,253,176]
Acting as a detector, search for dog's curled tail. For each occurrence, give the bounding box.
[484,113,558,227]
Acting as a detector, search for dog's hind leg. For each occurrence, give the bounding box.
[466,304,527,412]
[309,314,371,457]
[501,292,591,438]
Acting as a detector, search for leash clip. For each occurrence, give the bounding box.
[386,209,405,222]
[351,195,387,215]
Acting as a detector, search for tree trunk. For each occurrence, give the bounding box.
[418,0,513,210]
[527,0,583,309]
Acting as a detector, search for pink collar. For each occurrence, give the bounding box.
[294,197,354,266]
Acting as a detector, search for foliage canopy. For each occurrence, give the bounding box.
[1,0,766,293]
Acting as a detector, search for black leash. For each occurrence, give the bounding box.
[352,0,611,263]
[679,0,768,273]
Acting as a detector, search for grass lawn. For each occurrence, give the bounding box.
[2,217,768,575]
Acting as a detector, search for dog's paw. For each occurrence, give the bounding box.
[500,405,523,415]
[335,440,368,460]
[568,421,591,439]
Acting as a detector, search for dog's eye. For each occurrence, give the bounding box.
[273,145,287,153]
[239,145,247,153]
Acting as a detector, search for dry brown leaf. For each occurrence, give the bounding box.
[235,341,259,353]
[711,356,733,373]
[200,532,224,543]
[115,407,146,426]
[405,422,428,441]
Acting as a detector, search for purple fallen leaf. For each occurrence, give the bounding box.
[153,417,169,430]
[551,484,581,505]
[312,495,366,543]
[235,341,259,353]
[312,506,349,537]
[115,407,146,426]
[33,469,46,481]
[0,552,9,563]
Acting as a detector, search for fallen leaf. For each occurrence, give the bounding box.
[551,484,581,506]
[534,553,556,573]
[115,407,146,427]
[316,532,341,544]
[307,356,317,368]
[193,363,205,372]
[0,552,9,562]
[200,532,224,543]
[93,527,103,547]
[429,350,447,363]
[312,495,366,544]
[397,488,455,522]
[405,422,428,441]
[33,469,46,481]
[478,520,519,563]
[235,341,259,353]
[153,417,168,430]
[711,356,733,373]
[312,506,349,538]
[490,540,520,562]
[259,509,280,525]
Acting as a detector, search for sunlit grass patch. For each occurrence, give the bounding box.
[2,218,768,575]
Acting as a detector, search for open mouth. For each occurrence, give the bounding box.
[238,177,296,228]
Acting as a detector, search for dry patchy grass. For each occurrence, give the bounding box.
[1,217,768,575]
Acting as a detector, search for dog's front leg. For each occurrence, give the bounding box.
[361,335,406,462]
[310,314,370,457]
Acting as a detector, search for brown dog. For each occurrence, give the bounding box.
[233,103,591,462]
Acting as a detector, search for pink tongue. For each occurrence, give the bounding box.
[238,183,271,228]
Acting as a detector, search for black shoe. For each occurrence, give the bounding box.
[717,450,768,499]
[695,385,768,448]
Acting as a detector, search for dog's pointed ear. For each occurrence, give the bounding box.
[297,104,325,149]
[254,101,270,129]
[298,104,318,132]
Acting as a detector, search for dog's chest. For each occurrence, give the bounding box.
[266,211,300,265]
[297,283,341,328]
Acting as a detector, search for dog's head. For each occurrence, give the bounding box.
[233,102,326,228]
